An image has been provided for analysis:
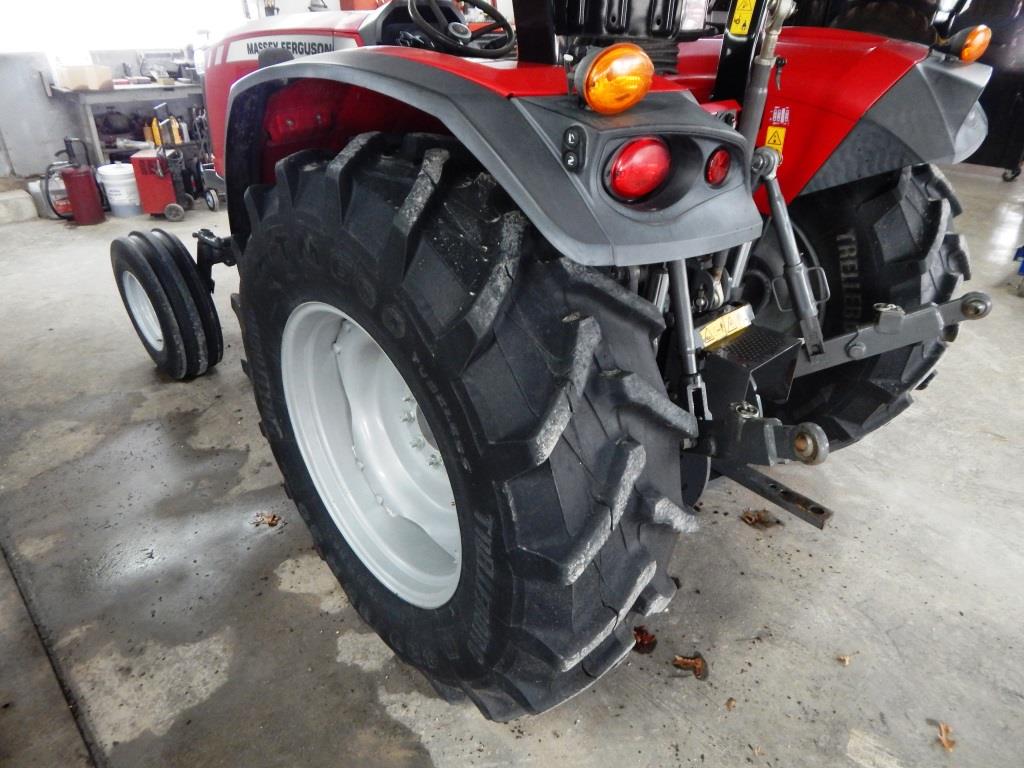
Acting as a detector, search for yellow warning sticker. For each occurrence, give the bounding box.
[729,0,755,36]
[698,304,754,348]
[765,126,787,154]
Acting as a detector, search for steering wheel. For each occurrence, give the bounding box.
[407,0,516,59]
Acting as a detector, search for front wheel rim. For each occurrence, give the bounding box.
[122,271,165,352]
[281,301,461,608]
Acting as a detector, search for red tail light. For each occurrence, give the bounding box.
[606,137,671,201]
[705,147,731,187]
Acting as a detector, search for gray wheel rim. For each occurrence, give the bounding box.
[281,301,461,608]
[122,271,164,352]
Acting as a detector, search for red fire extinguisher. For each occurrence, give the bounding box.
[55,138,104,225]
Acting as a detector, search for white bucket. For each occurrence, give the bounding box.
[97,163,142,217]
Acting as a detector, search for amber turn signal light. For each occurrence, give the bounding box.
[576,43,655,116]
[938,24,992,63]
[960,25,992,63]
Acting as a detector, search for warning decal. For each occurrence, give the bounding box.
[769,106,790,126]
[765,126,786,154]
[729,0,755,36]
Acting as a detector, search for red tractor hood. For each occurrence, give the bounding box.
[217,11,370,42]
[674,28,931,201]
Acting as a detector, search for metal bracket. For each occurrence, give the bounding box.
[193,228,237,293]
[712,460,835,529]
[795,292,992,376]
[711,0,775,103]
[700,401,830,467]
[686,379,713,421]
[770,266,830,312]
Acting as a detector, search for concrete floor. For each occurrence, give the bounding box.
[0,165,1021,768]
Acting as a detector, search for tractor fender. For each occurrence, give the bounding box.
[675,31,990,202]
[223,48,764,267]
[803,55,991,194]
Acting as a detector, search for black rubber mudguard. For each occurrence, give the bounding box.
[804,54,991,195]
[223,48,764,267]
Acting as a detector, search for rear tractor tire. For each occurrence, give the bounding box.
[750,164,969,447]
[238,134,698,720]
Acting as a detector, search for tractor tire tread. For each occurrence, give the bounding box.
[774,163,968,447]
[239,133,697,720]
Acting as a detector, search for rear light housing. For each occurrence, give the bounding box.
[605,137,671,202]
[704,146,731,187]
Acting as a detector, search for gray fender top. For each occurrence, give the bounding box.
[804,55,991,195]
[225,48,764,267]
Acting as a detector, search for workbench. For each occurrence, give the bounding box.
[51,83,204,164]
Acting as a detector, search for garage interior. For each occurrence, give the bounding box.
[1,1,1023,767]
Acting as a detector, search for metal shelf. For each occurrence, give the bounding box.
[51,83,204,163]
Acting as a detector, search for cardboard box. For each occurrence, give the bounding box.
[55,65,114,92]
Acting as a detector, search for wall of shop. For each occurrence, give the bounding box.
[0,54,83,177]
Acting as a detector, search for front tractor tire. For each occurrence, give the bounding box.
[238,134,697,720]
[111,229,223,380]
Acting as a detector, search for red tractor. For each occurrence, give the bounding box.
[110,0,993,720]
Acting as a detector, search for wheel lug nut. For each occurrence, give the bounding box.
[428,454,441,467]
[410,438,425,449]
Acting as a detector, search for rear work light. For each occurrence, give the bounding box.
[705,146,731,187]
[606,137,671,202]
[576,43,655,116]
